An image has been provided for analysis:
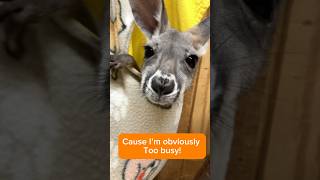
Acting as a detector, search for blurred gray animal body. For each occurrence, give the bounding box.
[0,1,107,179]
[0,0,98,58]
[211,0,279,179]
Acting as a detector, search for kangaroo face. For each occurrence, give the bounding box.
[141,29,203,107]
[129,0,210,107]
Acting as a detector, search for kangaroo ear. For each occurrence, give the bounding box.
[187,16,210,54]
[129,0,168,39]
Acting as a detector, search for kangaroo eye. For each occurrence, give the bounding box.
[144,46,155,58]
[185,55,198,68]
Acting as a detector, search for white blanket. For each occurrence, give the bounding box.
[110,69,184,179]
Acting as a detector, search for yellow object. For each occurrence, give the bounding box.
[128,0,210,68]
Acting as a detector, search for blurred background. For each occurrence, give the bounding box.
[225,0,320,179]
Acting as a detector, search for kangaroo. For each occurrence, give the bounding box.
[109,0,210,179]
[0,0,281,179]
[112,0,210,108]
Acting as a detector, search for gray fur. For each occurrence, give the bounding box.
[211,0,279,179]
[0,7,107,180]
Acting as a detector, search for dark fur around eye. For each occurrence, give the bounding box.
[144,46,155,58]
[185,55,198,68]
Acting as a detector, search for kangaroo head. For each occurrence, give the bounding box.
[129,0,210,107]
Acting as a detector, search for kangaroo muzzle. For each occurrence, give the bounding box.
[144,70,180,107]
[150,73,175,96]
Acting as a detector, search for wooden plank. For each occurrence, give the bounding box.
[261,0,320,179]
[179,44,211,180]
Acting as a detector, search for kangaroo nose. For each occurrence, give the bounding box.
[151,76,175,95]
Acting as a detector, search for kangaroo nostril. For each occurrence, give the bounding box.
[162,81,174,95]
[151,77,174,96]
[151,77,165,94]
